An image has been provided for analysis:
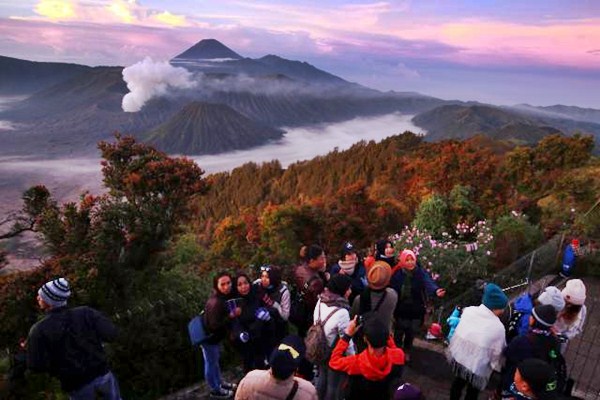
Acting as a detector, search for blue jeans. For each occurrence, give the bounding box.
[201,343,222,391]
[69,371,121,400]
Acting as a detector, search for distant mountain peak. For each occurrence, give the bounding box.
[172,39,243,61]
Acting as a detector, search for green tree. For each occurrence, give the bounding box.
[413,194,449,237]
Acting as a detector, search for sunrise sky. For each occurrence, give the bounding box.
[1,0,599,107]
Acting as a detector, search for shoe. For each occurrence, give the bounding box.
[221,381,238,391]
[209,389,233,399]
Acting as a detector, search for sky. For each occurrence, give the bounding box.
[0,0,599,108]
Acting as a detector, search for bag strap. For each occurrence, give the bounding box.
[373,290,387,312]
[301,275,320,298]
[321,307,342,327]
[285,379,299,400]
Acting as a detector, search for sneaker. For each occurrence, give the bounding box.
[221,381,238,391]
[209,389,233,399]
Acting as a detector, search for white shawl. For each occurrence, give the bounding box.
[446,304,506,390]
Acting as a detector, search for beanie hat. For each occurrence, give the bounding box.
[269,335,305,380]
[38,278,71,308]
[399,249,417,269]
[537,286,565,312]
[363,317,388,348]
[367,261,392,290]
[562,279,586,305]
[341,241,356,258]
[482,283,508,310]
[327,274,352,297]
[531,304,557,328]
[517,359,557,398]
[394,383,424,400]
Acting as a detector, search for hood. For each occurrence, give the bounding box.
[356,346,404,381]
[514,293,534,313]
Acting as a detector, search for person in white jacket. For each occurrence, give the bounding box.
[555,279,587,353]
[313,274,354,400]
[447,283,508,400]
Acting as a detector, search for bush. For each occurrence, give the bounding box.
[492,212,543,268]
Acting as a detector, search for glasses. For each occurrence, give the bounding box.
[260,265,272,272]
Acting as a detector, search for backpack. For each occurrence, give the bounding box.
[289,275,320,328]
[548,346,571,394]
[529,334,570,395]
[304,302,342,364]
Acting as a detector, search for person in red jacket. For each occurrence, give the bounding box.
[329,315,405,400]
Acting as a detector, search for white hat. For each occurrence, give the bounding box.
[537,286,565,312]
[562,279,586,305]
[38,278,71,307]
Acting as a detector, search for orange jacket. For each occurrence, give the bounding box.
[328,335,405,381]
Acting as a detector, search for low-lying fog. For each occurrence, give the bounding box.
[0,112,423,215]
[0,111,422,270]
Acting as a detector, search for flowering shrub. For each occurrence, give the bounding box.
[391,220,494,296]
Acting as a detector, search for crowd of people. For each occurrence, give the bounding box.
[20,239,590,400]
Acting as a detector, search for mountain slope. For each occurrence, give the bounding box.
[513,104,600,125]
[256,55,350,85]
[413,105,540,140]
[0,55,91,95]
[145,101,284,154]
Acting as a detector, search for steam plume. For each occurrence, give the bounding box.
[122,57,197,112]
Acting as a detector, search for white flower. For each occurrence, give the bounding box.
[486,250,491,256]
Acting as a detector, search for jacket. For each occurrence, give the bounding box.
[389,266,439,320]
[203,290,231,344]
[502,329,561,391]
[351,288,398,332]
[27,306,118,392]
[293,263,326,316]
[330,262,367,304]
[235,369,318,400]
[313,289,353,352]
[329,335,404,399]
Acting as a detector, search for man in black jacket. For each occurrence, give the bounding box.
[27,278,122,399]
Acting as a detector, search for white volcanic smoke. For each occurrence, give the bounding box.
[122,57,197,112]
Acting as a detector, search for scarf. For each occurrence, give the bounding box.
[338,259,357,276]
[447,304,506,390]
[320,289,350,310]
[400,269,414,303]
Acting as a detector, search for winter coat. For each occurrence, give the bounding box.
[235,369,318,400]
[447,304,506,390]
[27,306,118,392]
[389,265,439,320]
